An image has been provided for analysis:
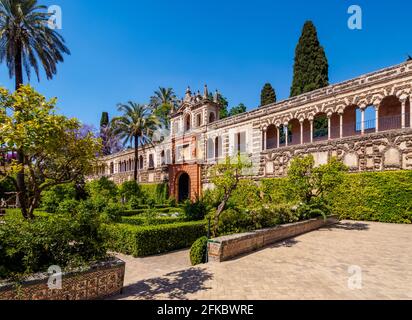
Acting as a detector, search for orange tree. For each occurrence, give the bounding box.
[0,86,101,219]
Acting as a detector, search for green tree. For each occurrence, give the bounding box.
[287,155,348,205]
[112,102,159,182]
[0,0,70,219]
[150,87,177,129]
[260,83,277,106]
[0,86,101,219]
[228,103,247,117]
[100,112,109,128]
[209,155,253,236]
[218,96,229,119]
[290,21,329,97]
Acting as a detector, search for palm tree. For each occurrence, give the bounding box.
[0,0,70,90]
[0,0,70,219]
[150,87,178,129]
[112,102,159,181]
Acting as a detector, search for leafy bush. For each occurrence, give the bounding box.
[0,210,108,280]
[190,237,208,266]
[182,198,210,221]
[104,221,207,257]
[227,179,261,210]
[140,183,169,205]
[328,171,412,223]
[217,209,253,235]
[41,183,77,213]
[56,199,79,215]
[119,181,142,203]
[101,202,123,223]
[0,178,15,200]
[216,204,297,236]
[86,177,118,200]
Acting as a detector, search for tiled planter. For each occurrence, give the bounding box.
[0,258,125,300]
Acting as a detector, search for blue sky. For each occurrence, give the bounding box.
[1,0,411,127]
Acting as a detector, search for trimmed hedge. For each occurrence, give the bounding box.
[190,236,208,266]
[104,221,207,257]
[121,215,185,226]
[328,171,412,224]
[261,170,412,224]
[121,207,183,217]
[140,183,169,205]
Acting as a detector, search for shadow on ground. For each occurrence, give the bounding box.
[116,268,213,300]
[330,221,370,231]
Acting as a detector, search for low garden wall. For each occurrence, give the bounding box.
[0,258,125,300]
[208,216,338,262]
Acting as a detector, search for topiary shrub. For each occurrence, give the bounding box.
[104,221,207,257]
[41,183,77,213]
[190,236,208,266]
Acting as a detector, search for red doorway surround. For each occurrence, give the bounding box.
[169,164,201,202]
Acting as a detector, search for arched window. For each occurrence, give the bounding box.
[196,114,202,127]
[209,112,216,124]
[207,138,215,159]
[215,137,222,159]
[139,156,144,170]
[185,114,191,132]
[161,151,166,166]
[166,150,171,165]
[149,154,154,169]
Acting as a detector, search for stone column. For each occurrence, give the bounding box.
[375,105,379,132]
[310,119,314,143]
[339,113,343,139]
[401,100,406,129]
[276,126,280,148]
[410,97,412,129]
[300,121,304,145]
[328,115,332,140]
[361,108,365,135]
[284,123,289,147]
[262,129,267,151]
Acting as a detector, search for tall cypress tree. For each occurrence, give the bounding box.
[100,112,109,128]
[290,21,329,97]
[260,83,277,106]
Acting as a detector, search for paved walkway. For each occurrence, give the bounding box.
[113,221,412,300]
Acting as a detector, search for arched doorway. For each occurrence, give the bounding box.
[178,172,190,202]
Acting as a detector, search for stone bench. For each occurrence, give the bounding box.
[208,215,339,262]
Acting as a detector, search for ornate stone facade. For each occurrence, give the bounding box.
[94,61,412,200]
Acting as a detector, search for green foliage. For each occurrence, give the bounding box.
[119,181,142,203]
[328,171,412,224]
[86,177,118,200]
[182,198,210,221]
[104,221,207,257]
[287,155,347,205]
[227,179,261,210]
[216,204,296,236]
[190,237,208,266]
[290,21,329,97]
[140,183,169,205]
[122,215,184,226]
[261,178,295,204]
[260,83,277,106]
[228,103,247,117]
[0,211,107,280]
[41,183,77,213]
[56,199,79,215]
[0,86,101,219]
[100,112,109,128]
[0,178,15,200]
